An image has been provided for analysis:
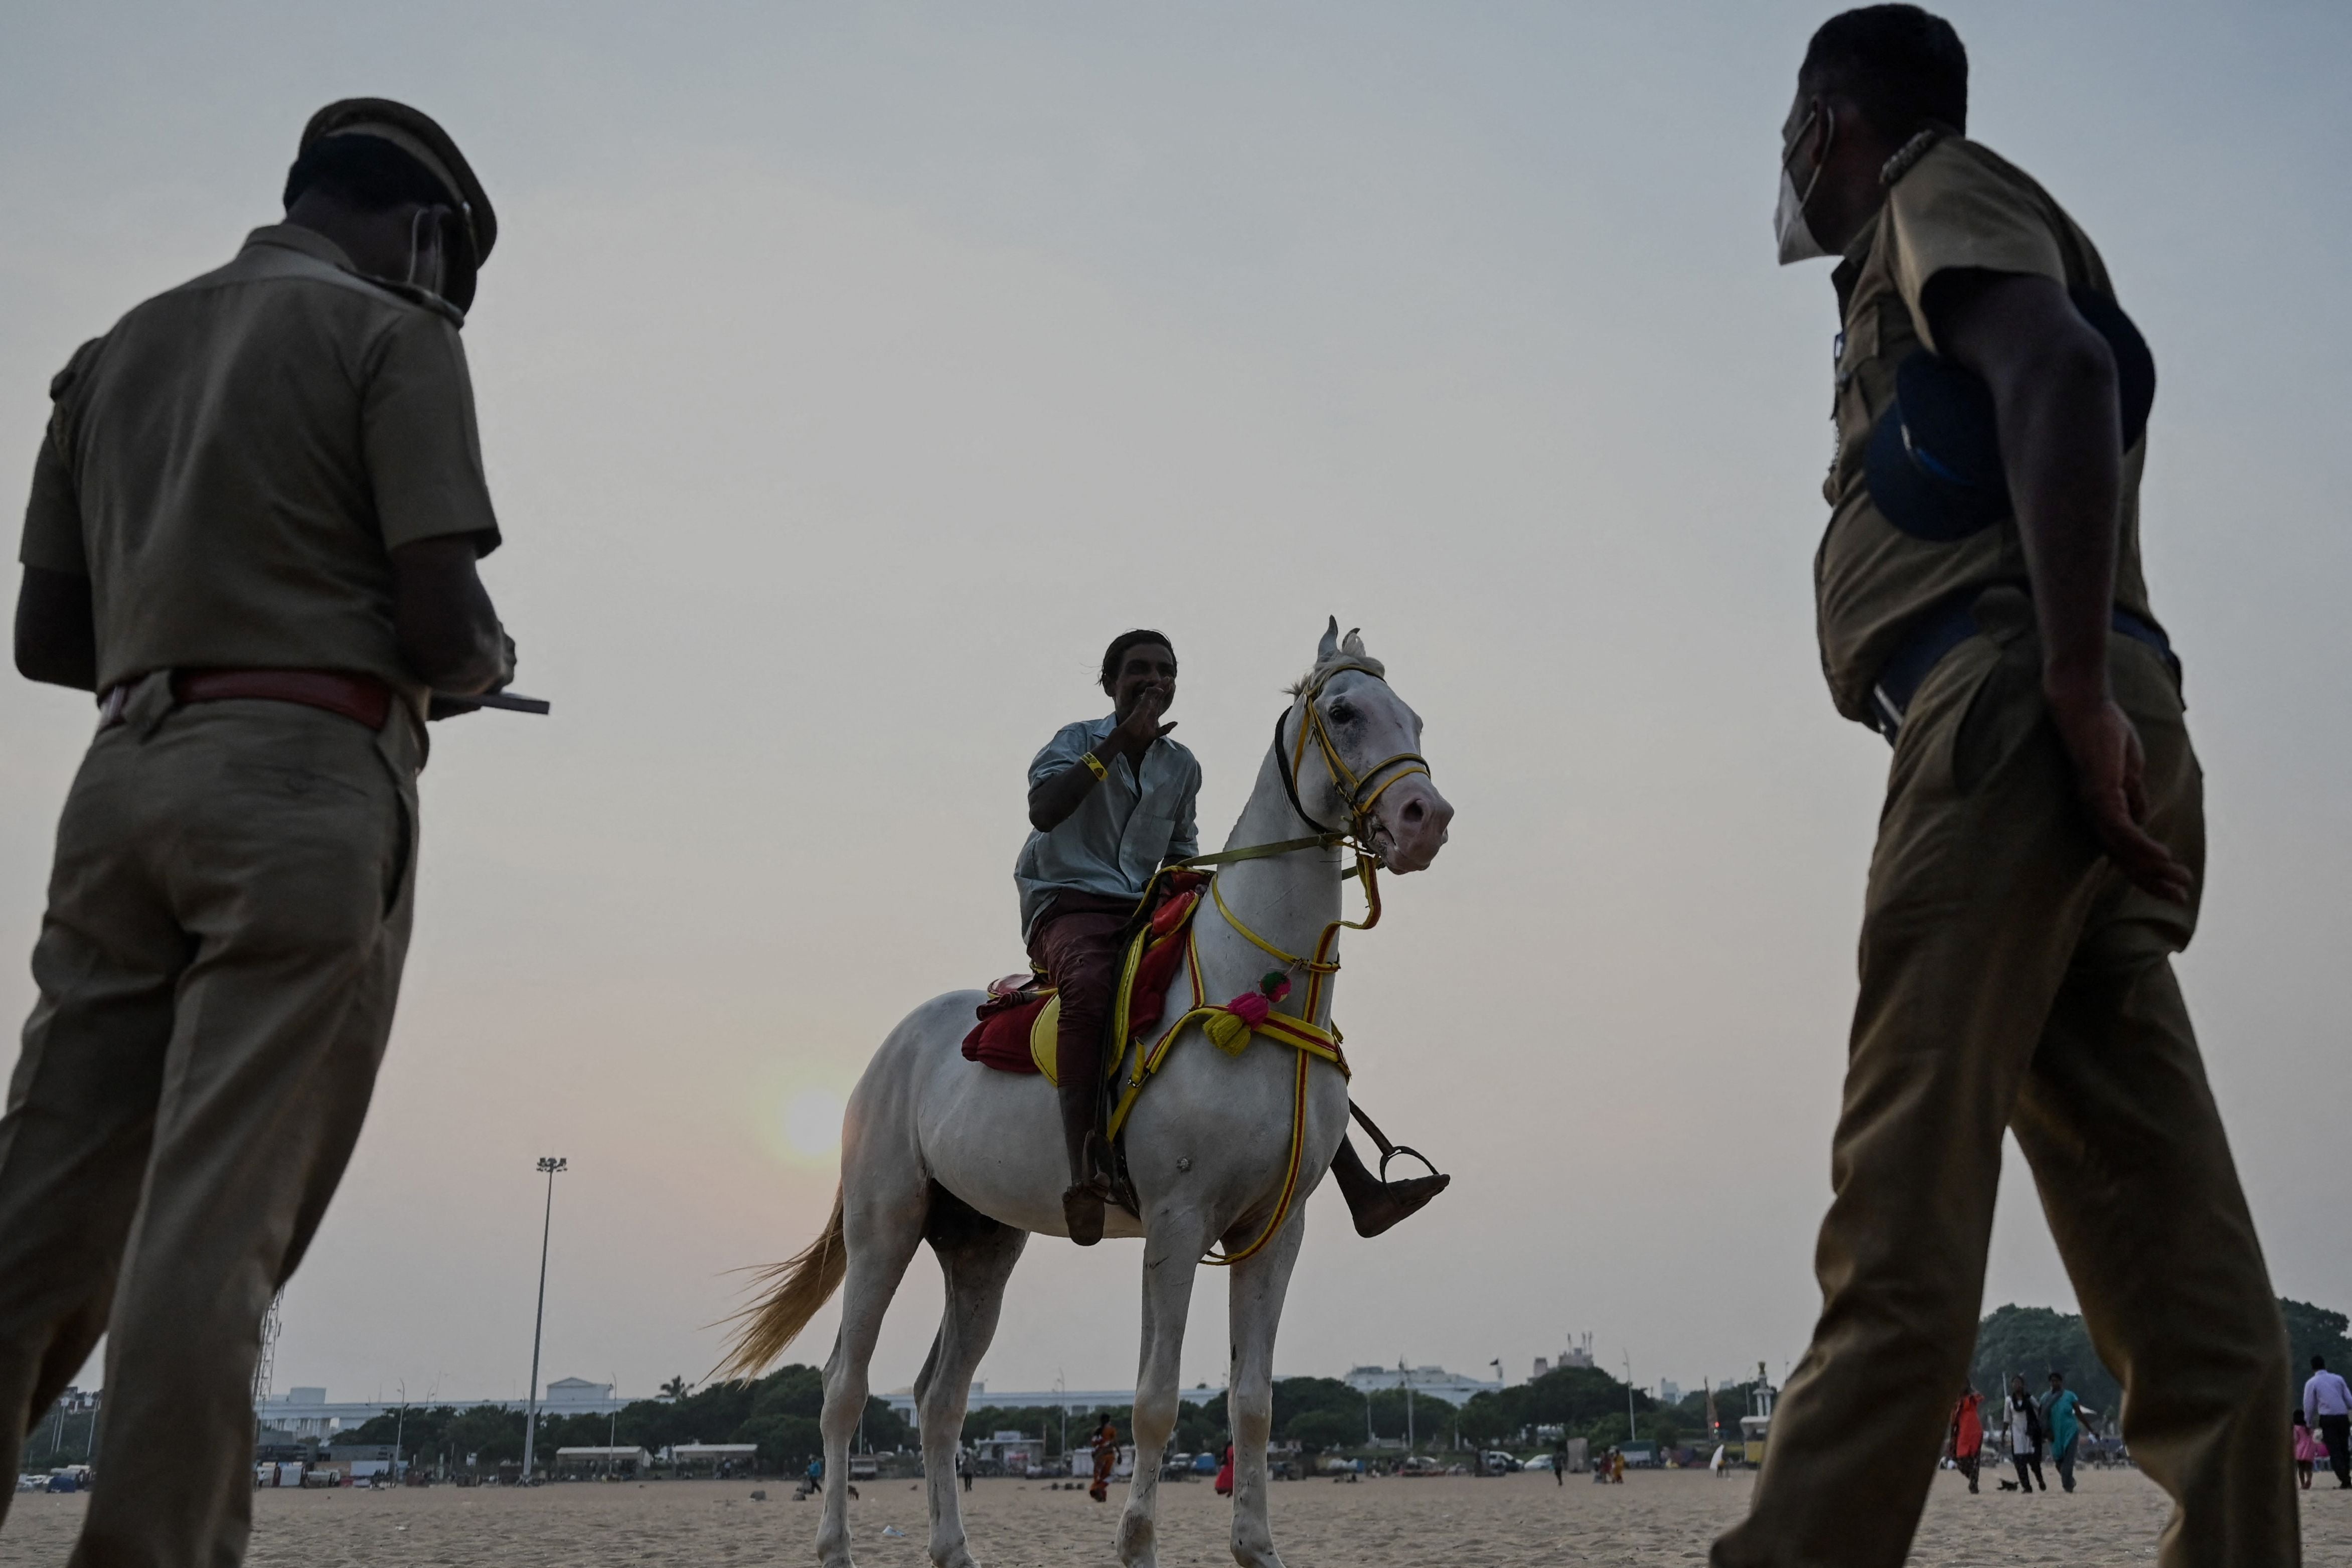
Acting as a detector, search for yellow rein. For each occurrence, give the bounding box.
[1107,863,1372,1269]
[1098,665,1425,1269]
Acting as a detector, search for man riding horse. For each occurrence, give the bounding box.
[1019,628,1449,1246]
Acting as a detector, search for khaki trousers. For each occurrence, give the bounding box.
[1715,601,2295,1568]
[0,676,420,1568]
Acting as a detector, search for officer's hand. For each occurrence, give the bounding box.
[2048,691,2194,905]
[426,632,516,721]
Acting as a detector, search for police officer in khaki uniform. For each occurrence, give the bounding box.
[1715,10,2295,1565]
[0,101,514,1564]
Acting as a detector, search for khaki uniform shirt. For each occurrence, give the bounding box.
[17,224,501,700]
[1814,135,2154,723]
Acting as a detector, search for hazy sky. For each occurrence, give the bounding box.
[3,1,2346,1411]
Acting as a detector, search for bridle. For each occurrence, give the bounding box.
[1112,661,1434,1269]
[1276,662,1433,848]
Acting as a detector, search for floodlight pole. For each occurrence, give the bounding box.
[521,1156,568,1482]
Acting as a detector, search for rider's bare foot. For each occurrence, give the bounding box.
[1063,1180,1109,1246]
[1348,1171,1450,1238]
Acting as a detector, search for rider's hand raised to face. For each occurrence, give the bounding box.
[1108,685,1176,758]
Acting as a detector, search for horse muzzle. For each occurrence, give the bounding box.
[1368,776,1452,873]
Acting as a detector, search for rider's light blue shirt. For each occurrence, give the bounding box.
[1015,714,1200,940]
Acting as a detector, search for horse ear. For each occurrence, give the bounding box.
[1341,628,1366,658]
[1317,616,1340,662]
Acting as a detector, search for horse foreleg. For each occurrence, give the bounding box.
[817,1193,925,1568]
[1117,1214,1209,1568]
[916,1221,1027,1568]
[1224,1214,1307,1568]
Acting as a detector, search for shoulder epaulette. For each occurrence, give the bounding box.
[1880,127,1947,188]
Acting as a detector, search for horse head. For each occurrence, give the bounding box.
[1286,617,1454,873]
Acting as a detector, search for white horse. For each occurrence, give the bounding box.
[723,620,1454,1568]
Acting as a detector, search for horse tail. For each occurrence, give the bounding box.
[715,1187,847,1380]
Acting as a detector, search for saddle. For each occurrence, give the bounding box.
[960,872,1208,1082]
[960,864,1356,1267]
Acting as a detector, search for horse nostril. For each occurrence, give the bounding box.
[1403,802,1425,823]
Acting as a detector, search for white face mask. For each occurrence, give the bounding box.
[1774,105,1834,265]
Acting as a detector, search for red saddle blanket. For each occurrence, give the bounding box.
[962,876,1205,1077]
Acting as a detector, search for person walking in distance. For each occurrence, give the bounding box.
[2304,1355,2352,1490]
[2040,1371,2098,1493]
[1711,9,2296,1565]
[1554,1432,1570,1486]
[0,100,515,1566]
[1946,1380,1985,1494]
[1089,1416,1123,1503]
[2005,1376,2045,1494]
[2292,1409,2321,1492]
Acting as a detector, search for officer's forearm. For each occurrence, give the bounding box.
[391,535,509,693]
[13,566,98,691]
[2000,342,2121,708]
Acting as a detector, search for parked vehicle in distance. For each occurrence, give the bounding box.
[1520,1453,1555,1471]
[1480,1451,1519,1473]
[1397,1456,1445,1477]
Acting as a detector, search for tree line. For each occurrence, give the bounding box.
[229,1294,2352,1478]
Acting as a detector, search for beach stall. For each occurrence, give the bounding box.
[973,1431,1046,1476]
[668,1442,760,1478]
[556,1445,652,1479]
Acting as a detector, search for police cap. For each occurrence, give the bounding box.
[299,98,495,310]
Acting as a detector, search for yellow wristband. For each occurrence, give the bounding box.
[1079,751,1109,781]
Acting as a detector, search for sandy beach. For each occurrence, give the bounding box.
[5,1468,2345,1566]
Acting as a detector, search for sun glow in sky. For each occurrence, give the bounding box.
[780,1088,846,1165]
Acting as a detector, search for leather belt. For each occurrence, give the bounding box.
[1869,595,2178,745]
[98,670,395,732]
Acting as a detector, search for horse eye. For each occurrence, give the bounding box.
[1328,703,1356,723]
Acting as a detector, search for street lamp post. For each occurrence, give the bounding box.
[521,1156,568,1483]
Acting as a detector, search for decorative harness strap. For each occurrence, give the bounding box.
[1103,661,1420,1269]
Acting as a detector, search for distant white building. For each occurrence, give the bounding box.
[252,1376,630,1439]
[1532,1333,1599,1381]
[543,1378,614,1407]
[1659,1379,1683,1405]
[1342,1364,1501,1407]
[875,1382,1224,1421]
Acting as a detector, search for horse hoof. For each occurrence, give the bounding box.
[1116,1512,1158,1568]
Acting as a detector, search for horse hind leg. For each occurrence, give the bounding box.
[817,1184,928,1568]
[914,1184,1026,1568]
